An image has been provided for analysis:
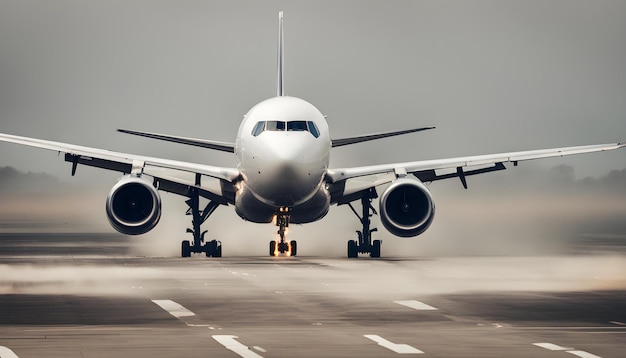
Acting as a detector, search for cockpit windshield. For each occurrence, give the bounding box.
[252,120,320,138]
[266,121,286,131]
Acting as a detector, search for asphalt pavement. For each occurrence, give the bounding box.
[0,233,625,357]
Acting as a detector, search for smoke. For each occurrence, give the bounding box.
[1,165,625,258]
[1,165,625,300]
[382,165,626,257]
[296,164,626,258]
[0,263,164,297]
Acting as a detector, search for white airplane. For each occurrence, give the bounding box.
[0,12,624,258]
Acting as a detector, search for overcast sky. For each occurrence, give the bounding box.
[1,0,625,180]
[0,0,625,254]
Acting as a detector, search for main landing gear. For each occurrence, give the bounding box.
[346,188,381,258]
[181,187,222,258]
[270,207,297,256]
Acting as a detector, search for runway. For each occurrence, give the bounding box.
[1,233,625,357]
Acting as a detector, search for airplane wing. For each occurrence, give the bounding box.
[0,132,240,188]
[327,141,625,195]
[117,129,235,153]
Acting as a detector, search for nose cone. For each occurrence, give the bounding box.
[255,133,326,206]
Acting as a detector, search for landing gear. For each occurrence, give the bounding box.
[346,188,381,258]
[347,239,357,258]
[290,240,297,256]
[270,208,297,256]
[181,186,221,258]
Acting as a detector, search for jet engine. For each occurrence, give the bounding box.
[105,175,162,235]
[379,178,435,237]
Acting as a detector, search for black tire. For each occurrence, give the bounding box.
[347,240,358,258]
[182,241,191,257]
[290,240,297,257]
[214,241,222,258]
[371,239,381,258]
[270,241,277,256]
[205,241,213,257]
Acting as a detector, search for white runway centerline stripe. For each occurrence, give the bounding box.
[212,335,264,358]
[364,335,424,354]
[0,346,19,358]
[152,299,196,318]
[394,300,438,311]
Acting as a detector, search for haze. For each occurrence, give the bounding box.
[0,1,625,257]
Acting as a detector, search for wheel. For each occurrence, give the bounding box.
[181,241,191,257]
[205,241,213,257]
[290,240,297,257]
[347,240,358,258]
[213,241,222,258]
[270,241,277,256]
[370,239,381,258]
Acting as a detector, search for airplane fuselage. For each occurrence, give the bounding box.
[234,96,331,224]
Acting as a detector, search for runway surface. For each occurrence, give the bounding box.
[1,233,625,357]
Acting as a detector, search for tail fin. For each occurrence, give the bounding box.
[277,11,285,96]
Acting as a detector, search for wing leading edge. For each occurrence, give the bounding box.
[327,141,626,186]
[0,132,240,182]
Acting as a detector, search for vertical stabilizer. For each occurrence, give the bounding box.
[277,11,285,96]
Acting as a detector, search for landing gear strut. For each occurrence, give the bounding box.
[181,187,221,257]
[346,188,380,258]
[270,208,297,256]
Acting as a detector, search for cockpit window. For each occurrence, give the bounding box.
[307,121,320,138]
[252,120,321,138]
[266,121,286,131]
[251,121,265,136]
[287,121,308,131]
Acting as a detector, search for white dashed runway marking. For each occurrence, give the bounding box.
[533,343,572,351]
[394,300,438,311]
[0,346,19,358]
[364,335,424,354]
[212,335,265,358]
[151,299,196,318]
[566,351,603,358]
[534,342,603,358]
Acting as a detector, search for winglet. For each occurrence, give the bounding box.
[277,11,285,97]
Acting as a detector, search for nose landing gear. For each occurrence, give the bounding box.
[270,208,297,256]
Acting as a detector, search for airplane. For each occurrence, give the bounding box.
[0,12,624,258]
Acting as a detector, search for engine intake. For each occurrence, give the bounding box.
[105,175,161,235]
[379,178,435,237]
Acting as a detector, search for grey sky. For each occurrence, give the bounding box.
[1,0,625,180]
[0,1,625,254]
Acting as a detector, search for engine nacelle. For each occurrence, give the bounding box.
[379,178,435,237]
[105,175,161,235]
